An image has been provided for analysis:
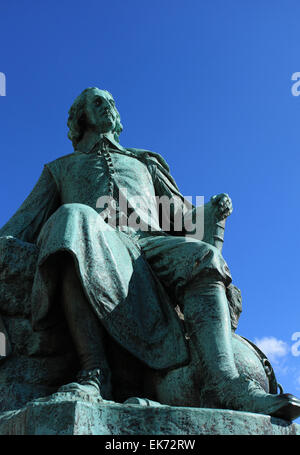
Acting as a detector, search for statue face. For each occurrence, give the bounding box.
[85,88,119,134]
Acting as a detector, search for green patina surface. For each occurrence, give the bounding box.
[0,88,299,434]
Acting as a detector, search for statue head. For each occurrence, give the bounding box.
[67,87,123,148]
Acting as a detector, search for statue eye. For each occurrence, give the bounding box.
[95,98,103,106]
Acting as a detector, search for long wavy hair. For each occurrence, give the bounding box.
[67,88,123,148]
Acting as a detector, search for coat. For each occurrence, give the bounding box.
[0,137,191,370]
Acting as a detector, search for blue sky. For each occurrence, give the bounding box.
[1,0,300,417]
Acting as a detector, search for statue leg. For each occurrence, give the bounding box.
[140,235,300,419]
[183,277,300,419]
[58,253,112,400]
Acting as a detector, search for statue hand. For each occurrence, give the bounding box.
[210,193,233,220]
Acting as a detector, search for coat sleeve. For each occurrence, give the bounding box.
[142,151,226,247]
[0,165,61,243]
[145,153,195,236]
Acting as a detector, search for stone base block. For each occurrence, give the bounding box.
[0,399,299,435]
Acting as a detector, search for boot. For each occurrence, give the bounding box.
[58,368,105,397]
[183,279,300,421]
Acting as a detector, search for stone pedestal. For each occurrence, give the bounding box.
[0,399,299,435]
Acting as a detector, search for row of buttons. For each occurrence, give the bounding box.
[97,139,115,196]
[97,139,119,219]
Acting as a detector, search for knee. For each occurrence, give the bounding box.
[190,241,231,285]
[189,240,222,265]
[56,203,96,217]
[56,203,111,233]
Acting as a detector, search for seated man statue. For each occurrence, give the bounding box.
[0,87,299,420]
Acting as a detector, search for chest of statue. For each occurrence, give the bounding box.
[48,150,156,211]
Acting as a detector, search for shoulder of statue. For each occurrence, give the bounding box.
[45,152,75,168]
[125,147,170,172]
[44,153,76,184]
[45,152,79,173]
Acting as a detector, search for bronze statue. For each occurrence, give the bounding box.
[0,87,299,421]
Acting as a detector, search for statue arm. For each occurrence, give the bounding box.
[0,166,60,244]
[146,154,230,248]
[146,154,193,236]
